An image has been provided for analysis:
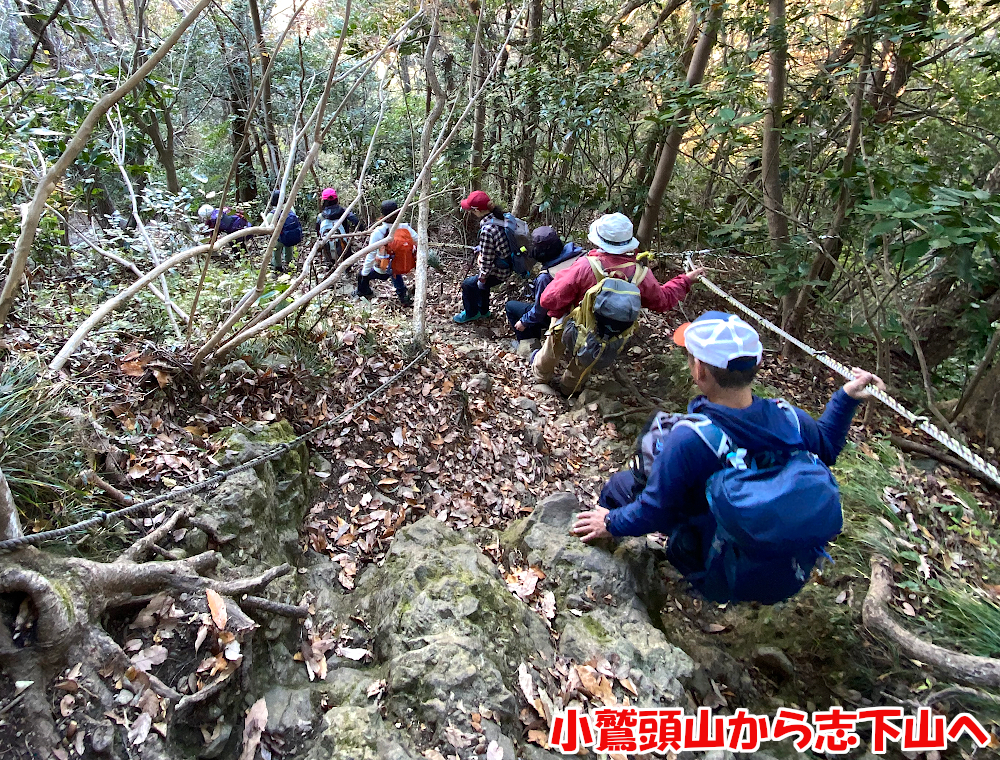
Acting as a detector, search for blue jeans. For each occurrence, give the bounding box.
[357,270,408,303]
[461,274,501,317]
[505,300,544,341]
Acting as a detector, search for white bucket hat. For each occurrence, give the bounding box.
[588,213,640,254]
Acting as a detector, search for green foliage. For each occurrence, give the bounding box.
[0,360,88,528]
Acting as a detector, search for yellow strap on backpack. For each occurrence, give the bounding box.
[565,257,646,352]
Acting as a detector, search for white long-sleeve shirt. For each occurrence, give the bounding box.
[362,222,416,276]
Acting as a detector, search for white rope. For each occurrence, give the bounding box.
[684,255,1000,489]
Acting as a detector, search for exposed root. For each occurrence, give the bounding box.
[0,545,297,756]
[863,555,1000,687]
[78,469,134,505]
[116,505,192,563]
[240,595,308,619]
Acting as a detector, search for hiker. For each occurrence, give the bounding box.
[198,204,250,254]
[354,200,415,305]
[530,212,703,395]
[316,188,359,268]
[263,190,302,273]
[505,226,584,350]
[452,190,514,324]
[571,310,886,605]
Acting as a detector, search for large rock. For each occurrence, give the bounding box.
[503,492,692,708]
[199,420,312,567]
[355,517,553,742]
[303,706,416,760]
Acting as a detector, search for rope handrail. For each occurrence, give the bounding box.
[684,256,1000,489]
[0,350,430,552]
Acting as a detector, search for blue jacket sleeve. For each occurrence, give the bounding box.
[606,428,720,537]
[521,272,554,329]
[794,388,862,466]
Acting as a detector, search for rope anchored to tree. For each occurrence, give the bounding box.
[0,349,430,553]
[685,255,1000,489]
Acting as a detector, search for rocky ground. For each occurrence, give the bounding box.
[3,251,1000,759]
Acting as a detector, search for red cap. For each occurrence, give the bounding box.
[460,190,492,211]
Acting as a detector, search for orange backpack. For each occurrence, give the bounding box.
[386,226,416,275]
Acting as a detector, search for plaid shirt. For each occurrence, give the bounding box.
[476,216,512,282]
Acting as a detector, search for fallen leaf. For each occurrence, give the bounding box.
[206,589,227,630]
[336,646,371,661]
[366,680,386,699]
[901,601,916,616]
[486,740,504,760]
[152,369,171,388]
[537,591,556,620]
[130,645,168,673]
[194,625,210,654]
[619,676,638,696]
[239,698,268,760]
[59,694,75,717]
[224,639,241,661]
[703,623,728,634]
[517,663,536,704]
[444,725,473,749]
[423,751,446,760]
[128,712,152,745]
[527,729,548,748]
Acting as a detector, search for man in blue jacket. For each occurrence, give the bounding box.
[505,226,584,348]
[572,311,883,582]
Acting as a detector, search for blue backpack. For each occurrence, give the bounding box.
[640,401,843,605]
[279,211,303,246]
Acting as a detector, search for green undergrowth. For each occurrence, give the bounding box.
[0,360,94,531]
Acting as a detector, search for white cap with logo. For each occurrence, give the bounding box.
[673,310,763,370]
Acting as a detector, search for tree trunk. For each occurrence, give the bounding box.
[635,1,723,251]
[0,466,22,542]
[14,0,57,62]
[413,10,446,342]
[762,0,789,253]
[469,6,486,192]
[248,0,280,183]
[945,386,1000,458]
[782,0,876,346]
[511,0,543,219]
[137,99,181,194]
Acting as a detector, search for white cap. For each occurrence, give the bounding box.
[673,311,763,370]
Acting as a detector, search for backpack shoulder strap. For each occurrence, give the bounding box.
[672,414,732,460]
[587,257,608,281]
[774,398,802,436]
[630,264,647,285]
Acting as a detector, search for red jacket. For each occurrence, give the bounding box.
[539,250,694,319]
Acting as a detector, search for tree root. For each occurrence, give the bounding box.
[863,555,1000,687]
[0,544,299,756]
[240,595,308,619]
[78,469,134,505]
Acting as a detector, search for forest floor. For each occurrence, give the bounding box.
[3,238,1000,756]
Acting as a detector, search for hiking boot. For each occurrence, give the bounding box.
[452,310,482,324]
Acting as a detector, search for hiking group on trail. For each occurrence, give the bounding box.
[194,185,887,607]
